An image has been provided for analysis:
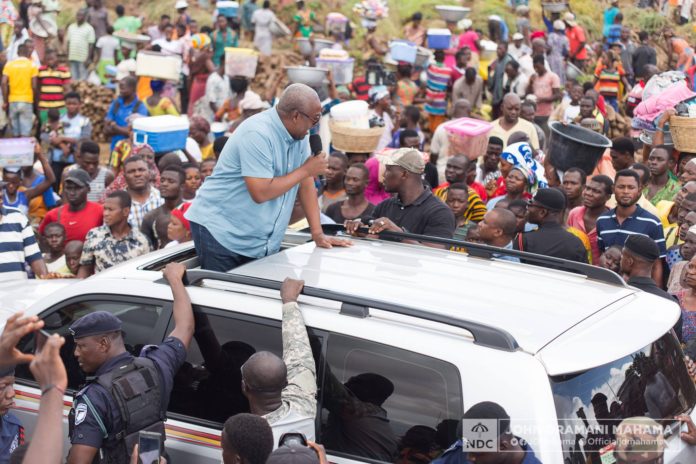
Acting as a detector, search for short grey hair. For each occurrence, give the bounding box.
[277,83,319,115]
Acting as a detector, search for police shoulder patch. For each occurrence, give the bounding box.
[75,402,88,426]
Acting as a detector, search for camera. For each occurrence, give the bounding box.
[279,432,308,448]
[366,63,396,87]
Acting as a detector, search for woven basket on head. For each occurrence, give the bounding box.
[669,116,696,153]
[329,120,384,153]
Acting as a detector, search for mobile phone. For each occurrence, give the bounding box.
[34,329,50,354]
[138,431,161,464]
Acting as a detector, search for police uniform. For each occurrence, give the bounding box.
[0,412,23,464]
[0,366,23,464]
[68,312,186,462]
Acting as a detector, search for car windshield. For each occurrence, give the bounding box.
[550,331,696,463]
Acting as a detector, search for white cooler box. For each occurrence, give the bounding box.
[136,51,182,82]
[133,116,189,153]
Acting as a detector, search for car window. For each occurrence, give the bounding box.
[550,331,696,463]
[16,299,169,391]
[319,333,463,462]
[167,308,324,427]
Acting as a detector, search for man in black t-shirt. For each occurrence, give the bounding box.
[345,149,456,248]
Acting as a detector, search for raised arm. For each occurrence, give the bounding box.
[24,148,56,200]
[163,263,194,349]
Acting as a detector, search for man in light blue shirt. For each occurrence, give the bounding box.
[475,208,521,263]
[186,84,350,271]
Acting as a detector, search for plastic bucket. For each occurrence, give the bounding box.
[548,121,611,175]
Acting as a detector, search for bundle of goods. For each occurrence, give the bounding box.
[136,51,182,83]
[0,138,35,168]
[225,48,259,78]
[316,49,354,85]
[329,100,384,153]
[133,116,189,153]
[352,0,388,20]
[73,81,116,143]
[249,52,304,96]
[441,118,492,160]
[633,72,696,151]
[326,13,349,36]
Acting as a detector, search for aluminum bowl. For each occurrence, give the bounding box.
[435,5,471,23]
[285,66,328,86]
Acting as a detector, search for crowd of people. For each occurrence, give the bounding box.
[4,0,696,462]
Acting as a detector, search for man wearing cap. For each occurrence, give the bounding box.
[514,188,588,263]
[564,12,588,70]
[433,401,541,464]
[186,84,350,272]
[345,148,456,246]
[77,190,151,278]
[66,262,193,464]
[39,168,104,243]
[509,32,531,62]
[0,365,23,462]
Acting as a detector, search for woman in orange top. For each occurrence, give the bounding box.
[665,29,695,71]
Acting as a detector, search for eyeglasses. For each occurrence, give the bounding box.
[297,110,321,126]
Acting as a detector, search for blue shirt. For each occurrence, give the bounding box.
[105,97,149,150]
[186,108,310,258]
[70,337,186,448]
[603,7,619,37]
[0,413,23,463]
[595,205,666,257]
[432,438,542,464]
[606,24,622,46]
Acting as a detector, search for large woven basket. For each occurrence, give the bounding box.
[329,121,384,153]
[669,116,696,153]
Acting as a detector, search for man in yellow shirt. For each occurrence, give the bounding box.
[1,43,38,136]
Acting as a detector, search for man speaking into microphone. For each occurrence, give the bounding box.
[186,83,351,271]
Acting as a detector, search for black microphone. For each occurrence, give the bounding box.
[309,133,323,156]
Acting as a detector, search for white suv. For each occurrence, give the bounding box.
[6,231,695,464]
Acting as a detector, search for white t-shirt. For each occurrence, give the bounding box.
[563,104,581,124]
[115,58,136,81]
[96,35,120,61]
[152,38,184,57]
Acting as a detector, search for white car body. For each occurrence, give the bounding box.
[3,234,694,464]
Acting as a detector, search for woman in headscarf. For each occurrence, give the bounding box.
[145,80,180,116]
[547,20,569,85]
[364,156,391,205]
[188,33,215,116]
[489,141,547,203]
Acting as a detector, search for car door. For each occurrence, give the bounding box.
[162,305,325,464]
[13,296,172,460]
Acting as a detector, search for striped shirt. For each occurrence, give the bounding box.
[0,207,42,281]
[66,22,96,62]
[433,184,488,222]
[425,62,452,116]
[37,65,71,110]
[595,205,666,257]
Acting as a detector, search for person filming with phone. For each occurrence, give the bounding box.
[66,263,194,464]
[185,83,350,273]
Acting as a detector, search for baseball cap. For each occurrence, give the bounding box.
[624,235,660,262]
[512,32,524,41]
[382,148,425,174]
[531,188,566,212]
[614,417,665,462]
[69,311,123,339]
[64,168,92,188]
[266,444,319,464]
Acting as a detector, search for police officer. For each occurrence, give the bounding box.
[0,366,23,463]
[67,263,194,464]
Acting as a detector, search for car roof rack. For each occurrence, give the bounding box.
[318,224,626,287]
[160,269,520,352]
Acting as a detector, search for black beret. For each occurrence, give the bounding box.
[532,188,566,212]
[624,234,660,262]
[69,311,122,339]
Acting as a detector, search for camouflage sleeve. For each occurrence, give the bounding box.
[281,302,317,417]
